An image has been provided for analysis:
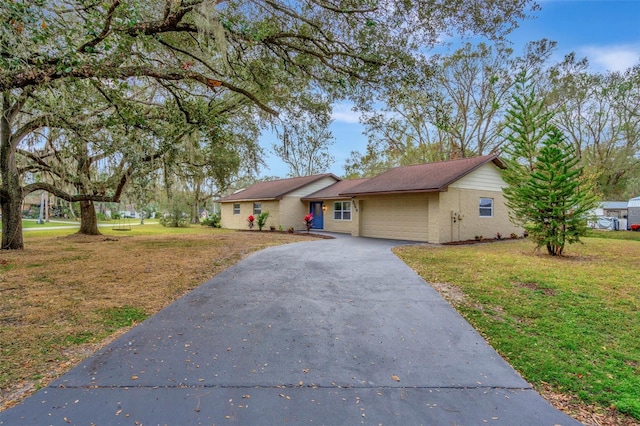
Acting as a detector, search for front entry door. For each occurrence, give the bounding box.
[310,202,324,229]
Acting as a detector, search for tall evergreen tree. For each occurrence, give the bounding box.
[502,76,598,255]
[524,127,598,255]
[501,73,553,228]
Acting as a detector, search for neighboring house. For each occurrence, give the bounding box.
[592,201,629,230]
[218,174,340,231]
[600,201,629,219]
[219,155,523,243]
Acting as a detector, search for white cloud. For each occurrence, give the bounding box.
[580,44,640,73]
[331,102,361,124]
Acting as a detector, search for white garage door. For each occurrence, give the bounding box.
[359,195,429,241]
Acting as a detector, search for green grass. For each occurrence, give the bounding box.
[20,222,216,239]
[99,306,148,332]
[395,237,640,420]
[586,228,640,241]
[21,220,80,229]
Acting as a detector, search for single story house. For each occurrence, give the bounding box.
[219,155,522,243]
[217,173,339,230]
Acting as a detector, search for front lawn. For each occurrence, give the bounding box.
[395,237,640,424]
[0,226,306,410]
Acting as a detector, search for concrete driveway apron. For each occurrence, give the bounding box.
[1,234,580,425]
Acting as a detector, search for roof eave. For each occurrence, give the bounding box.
[340,188,441,197]
[219,197,279,203]
[301,195,351,201]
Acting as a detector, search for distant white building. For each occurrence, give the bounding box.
[592,201,629,230]
[628,196,640,230]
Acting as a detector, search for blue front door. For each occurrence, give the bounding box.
[310,202,324,229]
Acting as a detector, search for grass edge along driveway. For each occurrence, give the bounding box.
[394,233,640,425]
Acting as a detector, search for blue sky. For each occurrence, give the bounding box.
[259,0,640,179]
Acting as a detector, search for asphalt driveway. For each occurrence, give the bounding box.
[1,234,579,425]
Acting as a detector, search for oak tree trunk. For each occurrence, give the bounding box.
[77,200,101,235]
[1,188,24,250]
[1,92,24,249]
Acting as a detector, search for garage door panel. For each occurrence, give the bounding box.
[360,195,428,241]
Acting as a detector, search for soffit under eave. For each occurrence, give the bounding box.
[340,188,444,198]
[219,198,279,203]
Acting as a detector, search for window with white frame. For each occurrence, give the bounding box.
[479,198,493,217]
[253,202,262,215]
[233,203,240,215]
[334,201,352,220]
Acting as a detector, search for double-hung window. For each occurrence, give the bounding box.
[479,198,494,217]
[233,203,240,215]
[253,202,262,215]
[334,201,352,220]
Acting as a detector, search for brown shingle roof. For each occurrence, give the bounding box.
[340,155,504,197]
[301,178,370,201]
[217,174,339,202]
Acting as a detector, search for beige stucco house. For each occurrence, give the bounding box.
[219,155,522,243]
[217,174,339,231]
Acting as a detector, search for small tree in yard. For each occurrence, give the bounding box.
[502,74,598,256]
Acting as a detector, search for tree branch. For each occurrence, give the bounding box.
[23,182,122,203]
[78,0,122,53]
[11,116,50,149]
[2,66,278,115]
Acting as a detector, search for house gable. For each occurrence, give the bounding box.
[449,162,506,191]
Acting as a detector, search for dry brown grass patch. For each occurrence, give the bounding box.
[0,229,307,410]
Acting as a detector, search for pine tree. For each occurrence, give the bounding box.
[502,74,598,256]
[501,73,554,226]
[525,127,598,255]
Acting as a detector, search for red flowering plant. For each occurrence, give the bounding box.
[631,224,640,232]
[247,215,255,229]
[303,213,313,233]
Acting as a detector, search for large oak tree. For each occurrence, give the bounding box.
[1,0,535,248]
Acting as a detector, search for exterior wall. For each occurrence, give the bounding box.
[356,194,429,242]
[426,193,441,243]
[258,200,281,230]
[352,199,361,237]
[278,177,338,230]
[440,163,522,242]
[602,208,627,219]
[321,199,353,233]
[220,200,280,230]
[279,195,308,230]
[437,188,522,242]
[628,207,640,229]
